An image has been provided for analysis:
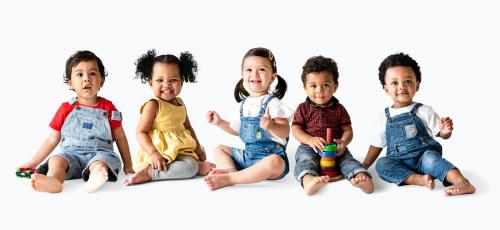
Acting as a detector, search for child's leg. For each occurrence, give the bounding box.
[294,144,329,195]
[204,154,285,191]
[443,168,475,196]
[376,156,433,189]
[210,145,237,174]
[85,160,109,193]
[302,174,330,196]
[31,156,68,193]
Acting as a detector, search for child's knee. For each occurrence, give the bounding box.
[267,154,285,171]
[49,156,69,168]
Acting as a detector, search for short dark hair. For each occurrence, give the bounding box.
[378,53,421,87]
[64,50,107,84]
[301,55,339,86]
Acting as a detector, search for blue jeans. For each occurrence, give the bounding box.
[376,149,455,185]
[294,144,369,184]
[231,143,289,180]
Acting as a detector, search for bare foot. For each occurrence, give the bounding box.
[198,162,216,176]
[350,173,374,194]
[209,168,237,175]
[31,174,63,193]
[304,175,330,196]
[123,164,152,186]
[85,165,108,193]
[405,174,434,190]
[445,179,475,196]
[204,174,233,191]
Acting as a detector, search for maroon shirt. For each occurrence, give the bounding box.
[292,97,351,140]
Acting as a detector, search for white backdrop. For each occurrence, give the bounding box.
[1,0,498,229]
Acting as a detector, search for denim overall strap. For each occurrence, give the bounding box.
[60,102,114,150]
[258,95,276,116]
[410,103,422,114]
[384,107,392,122]
[239,95,276,145]
[239,98,246,117]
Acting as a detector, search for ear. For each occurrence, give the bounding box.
[383,84,389,93]
[148,79,153,86]
[67,80,73,90]
[416,82,420,91]
[100,77,105,88]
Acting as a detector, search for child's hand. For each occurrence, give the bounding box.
[123,164,135,175]
[150,151,168,171]
[440,117,453,135]
[333,139,347,156]
[260,107,273,130]
[207,111,221,126]
[18,162,37,170]
[307,136,327,152]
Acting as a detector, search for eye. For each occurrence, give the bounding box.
[155,79,163,83]
[309,84,317,89]
[404,79,413,85]
[90,71,98,77]
[244,68,252,72]
[323,83,330,88]
[390,81,398,86]
[76,73,83,78]
[258,67,267,72]
[169,78,179,84]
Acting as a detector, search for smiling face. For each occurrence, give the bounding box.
[304,71,338,106]
[68,60,104,105]
[241,56,276,97]
[148,62,182,103]
[383,66,420,108]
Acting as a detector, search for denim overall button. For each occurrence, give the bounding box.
[75,106,80,110]
[103,112,107,116]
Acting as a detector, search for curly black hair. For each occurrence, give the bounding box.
[301,55,339,86]
[135,49,198,84]
[234,47,287,102]
[64,50,107,84]
[378,53,421,88]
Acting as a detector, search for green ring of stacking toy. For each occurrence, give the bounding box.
[324,144,336,152]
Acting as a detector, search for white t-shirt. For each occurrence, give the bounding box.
[230,94,293,145]
[371,102,441,148]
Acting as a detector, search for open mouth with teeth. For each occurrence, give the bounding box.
[249,79,262,84]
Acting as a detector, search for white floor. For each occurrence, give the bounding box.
[5,139,494,230]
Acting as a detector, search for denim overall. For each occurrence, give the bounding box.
[375,103,455,185]
[37,98,122,181]
[231,95,289,179]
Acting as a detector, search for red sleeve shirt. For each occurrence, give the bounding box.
[292,97,351,140]
[49,97,122,134]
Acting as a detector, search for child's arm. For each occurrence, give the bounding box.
[19,130,61,169]
[362,145,383,169]
[260,107,290,139]
[291,125,326,152]
[112,126,134,175]
[137,101,168,171]
[438,117,453,139]
[335,124,353,156]
[184,114,206,162]
[206,111,239,136]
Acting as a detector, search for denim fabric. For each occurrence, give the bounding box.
[376,103,455,185]
[37,98,122,181]
[230,95,289,179]
[294,144,369,184]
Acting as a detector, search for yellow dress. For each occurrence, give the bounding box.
[135,97,198,170]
